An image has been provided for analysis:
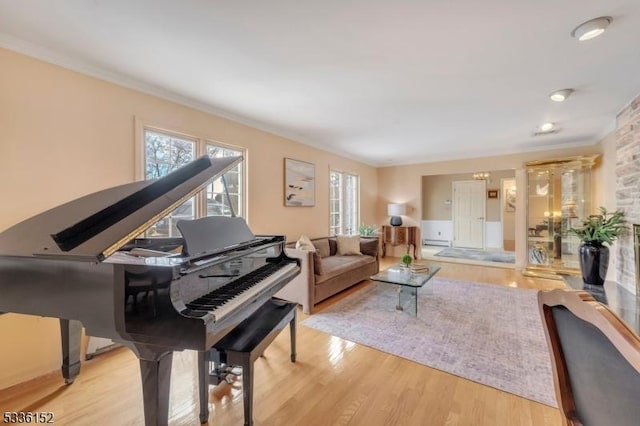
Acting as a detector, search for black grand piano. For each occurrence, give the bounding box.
[0,155,300,425]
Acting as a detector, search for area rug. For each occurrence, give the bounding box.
[301,278,557,407]
[434,247,516,263]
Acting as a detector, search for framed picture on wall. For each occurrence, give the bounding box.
[505,186,516,212]
[488,189,499,199]
[284,158,315,206]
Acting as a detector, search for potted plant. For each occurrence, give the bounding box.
[568,207,626,285]
[358,223,378,237]
[401,254,413,268]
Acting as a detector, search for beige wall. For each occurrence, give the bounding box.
[378,143,613,259]
[421,174,458,220]
[592,131,618,215]
[421,170,515,221]
[0,48,378,388]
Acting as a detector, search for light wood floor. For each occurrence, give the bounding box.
[0,258,566,425]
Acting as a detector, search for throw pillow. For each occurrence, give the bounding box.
[295,235,316,252]
[336,235,362,255]
[328,238,337,256]
[359,238,378,257]
[312,252,324,276]
[314,239,331,258]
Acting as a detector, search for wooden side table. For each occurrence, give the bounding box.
[382,225,418,259]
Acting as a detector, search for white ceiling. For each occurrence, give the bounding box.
[1,0,639,166]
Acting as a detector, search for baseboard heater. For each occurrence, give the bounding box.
[422,239,450,247]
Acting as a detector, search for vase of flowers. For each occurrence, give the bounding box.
[568,207,626,285]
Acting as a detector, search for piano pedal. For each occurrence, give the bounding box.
[221,366,242,385]
[208,363,242,385]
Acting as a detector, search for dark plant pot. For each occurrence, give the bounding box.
[579,242,609,286]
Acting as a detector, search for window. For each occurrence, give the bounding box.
[329,170,359,235]
[141,127,245,237]
[205,143,243,218]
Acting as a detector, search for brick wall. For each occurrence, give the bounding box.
[615,94,640,293]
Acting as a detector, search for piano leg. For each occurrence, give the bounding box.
[59,319,82,384]
[240,354,253,426]
[139,352,173,426]
[198,350,210,423]
[290,309,297,362]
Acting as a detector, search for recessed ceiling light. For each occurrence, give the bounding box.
[549,89,574,102]
[533,122,558,136]
[571,16,612,41]
[539,122,555,132]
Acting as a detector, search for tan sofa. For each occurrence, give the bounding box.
[275,236,379,314]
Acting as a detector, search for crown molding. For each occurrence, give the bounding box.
[0,33,380,165]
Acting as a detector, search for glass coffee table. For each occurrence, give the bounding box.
[370,264,441,316]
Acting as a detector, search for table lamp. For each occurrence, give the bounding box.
[387,203,406,226]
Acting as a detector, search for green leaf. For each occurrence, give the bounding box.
[568,207,627,245]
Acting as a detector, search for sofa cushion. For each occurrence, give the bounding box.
[336,235,362,255]
[316,254,375,283]
[295,235,316,251]
[314,239,331,258]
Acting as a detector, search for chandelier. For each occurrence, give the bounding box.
[472,172,491,180]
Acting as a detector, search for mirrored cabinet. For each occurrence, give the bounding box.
[525,155,598,279]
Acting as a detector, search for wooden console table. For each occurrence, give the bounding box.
[381,225,418,259]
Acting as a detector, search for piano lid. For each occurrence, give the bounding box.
[0,155,242,262]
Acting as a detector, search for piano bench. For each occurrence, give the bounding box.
[198,298,297,425]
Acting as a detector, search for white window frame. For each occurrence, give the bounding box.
[204,141,245,219]
[329,169,360,235]
[134,118,246,236]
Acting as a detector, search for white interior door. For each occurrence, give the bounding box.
[452,180,486,249]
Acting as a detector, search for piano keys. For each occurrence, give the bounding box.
[0,155,300,425]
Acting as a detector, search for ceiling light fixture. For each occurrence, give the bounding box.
[549,88,574,102]
[571,16,612,41]
[472,172,491,181]
[533,122,559,136]
[539,122,555,132]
